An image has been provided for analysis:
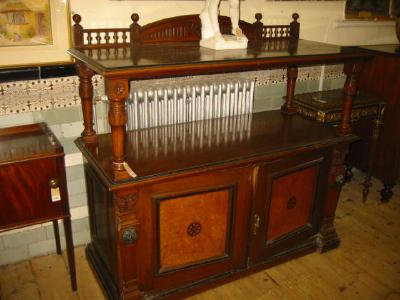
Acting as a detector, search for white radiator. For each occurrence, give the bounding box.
[94,75,255,133]
[126,113,254,161]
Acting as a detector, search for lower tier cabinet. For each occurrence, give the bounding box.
[83,143,348,300]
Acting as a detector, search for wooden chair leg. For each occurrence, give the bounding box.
[52,220,62,255]
[63,216,77,291]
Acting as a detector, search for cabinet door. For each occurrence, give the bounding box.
[0,157,63,228]
[249,151,330,265]
[136,166,252,294]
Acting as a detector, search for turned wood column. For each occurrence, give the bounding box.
[281,66,298,115]
[337,62,362,135]
[106,78,129,171]
[76,62,97,142]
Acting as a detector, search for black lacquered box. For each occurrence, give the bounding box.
[294,89,384,123]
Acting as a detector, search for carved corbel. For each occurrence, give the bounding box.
[115,193,139,243]
[317,145,349,253]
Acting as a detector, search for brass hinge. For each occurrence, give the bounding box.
[252,213,260,235]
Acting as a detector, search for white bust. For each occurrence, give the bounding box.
[200,0,248,50]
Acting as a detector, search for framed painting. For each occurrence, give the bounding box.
[0,0,71,68]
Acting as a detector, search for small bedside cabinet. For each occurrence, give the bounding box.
[0,123,76,291]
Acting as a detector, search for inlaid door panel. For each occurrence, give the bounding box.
[267,165,318,242]
[158,188,233,271]
[136,166,252,292]
[249,150,330,265]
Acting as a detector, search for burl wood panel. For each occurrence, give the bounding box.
[267,166,317,241]
[0,157,62,228]
[158,188,232,271]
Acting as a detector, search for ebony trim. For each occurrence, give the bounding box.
[0,64,76,83]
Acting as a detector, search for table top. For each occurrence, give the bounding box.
[75,110,357,186]
[68,40,373,79]
[0,123,62,165]
[360,44,400,56]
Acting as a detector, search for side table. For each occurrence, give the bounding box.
[0,123,76,291]
[294,89,385,202]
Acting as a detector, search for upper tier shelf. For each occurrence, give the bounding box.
[68,40,373,78]
[68,13,373,78]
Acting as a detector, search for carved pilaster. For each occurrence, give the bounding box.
[281,66,298,115]
[114,193,141,300]
[75,62,97,143]
[317,146,348,253]
[337,62,362,136]
[106,78,129,171]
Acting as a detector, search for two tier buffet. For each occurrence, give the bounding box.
[68,13,373,299]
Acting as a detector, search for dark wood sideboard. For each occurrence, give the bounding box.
[356,44,400,201]
[68,13,373,299]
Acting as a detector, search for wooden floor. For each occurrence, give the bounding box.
[0,172,399,300]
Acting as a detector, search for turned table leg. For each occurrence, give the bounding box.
[76,62,97,143]
[106,78,130,172]
[52,220,62,255]
[281,66,298,115]
[337,62,362,136]
[63,216,77,291]
[362,109,384,202]
[344,163,353,183]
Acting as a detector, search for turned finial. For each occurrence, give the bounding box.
[72,14,82,24]
[72,14,84,47]
[131,13,139,23]
[252,13,264,44]
[290,13,300,40]
[130,13,141,45]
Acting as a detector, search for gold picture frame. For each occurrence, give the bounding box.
[0,0,71,68]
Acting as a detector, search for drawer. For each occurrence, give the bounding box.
[0,157,64,228]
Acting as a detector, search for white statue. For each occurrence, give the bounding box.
[200,0,248,50]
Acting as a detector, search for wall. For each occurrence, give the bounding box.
[70,0,397,45]
[0,0,397,265]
